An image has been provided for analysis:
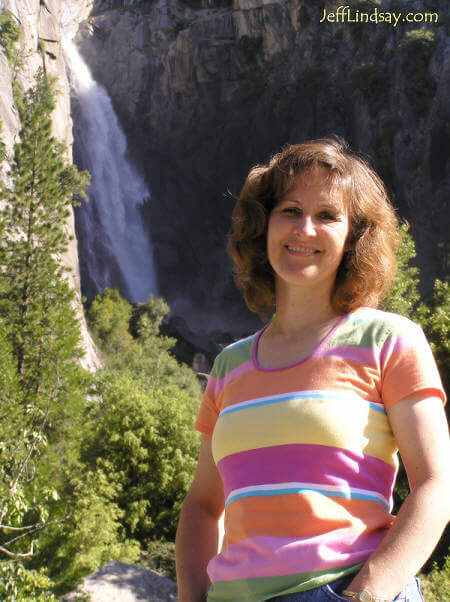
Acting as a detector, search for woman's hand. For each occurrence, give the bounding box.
[346,392,450,600]
[176,434,225,602]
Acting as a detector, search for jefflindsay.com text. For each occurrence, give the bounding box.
[319,5,438,28]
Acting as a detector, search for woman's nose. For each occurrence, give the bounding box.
[294,215,316,237]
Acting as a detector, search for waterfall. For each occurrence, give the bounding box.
[63,38,158,303]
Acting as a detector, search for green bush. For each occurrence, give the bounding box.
[88,290,200,396]
[351,62,388,103]
[416,280,449,393]
[0,561,57,601]
[142,540,176,581]
[420,556,450,601]
[397,29,436,113]
[24,290,202,593]
[81,373,200,543]
[88,288,135,357]
[37,469,140,593]
[380,224,420,317]
[0,10,21,68]
[381,226,449,575]
[37,37,46,56]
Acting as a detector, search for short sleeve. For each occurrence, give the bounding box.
[380,321,446,410]
[194,356,222,436]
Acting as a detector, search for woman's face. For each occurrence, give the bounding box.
[267,168,350,296]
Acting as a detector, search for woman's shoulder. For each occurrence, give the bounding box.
[210,330,259,377]
[334,307,426,353]
[350,306,423,337]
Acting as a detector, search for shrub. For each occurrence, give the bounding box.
[420,557,450,601]
[380,224,420,317]
[88,290,200,396]
[81,373,200,543]
[0,10,21,68]
[397,29,436,113]
[416,280,449,393]
[351,62,388,103]
[37,470,140,593]
[0,561,57,602]
[87,287,134,355]
[142,540,176,581]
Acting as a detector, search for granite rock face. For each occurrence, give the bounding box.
[0,0,100,370]
[2,1,449,357]
[74,0,449,349]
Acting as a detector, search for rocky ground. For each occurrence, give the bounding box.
[64,561,178,601]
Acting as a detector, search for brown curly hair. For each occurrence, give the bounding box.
[228,137,400,318]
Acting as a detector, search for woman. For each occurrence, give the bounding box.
[175,138,449,602]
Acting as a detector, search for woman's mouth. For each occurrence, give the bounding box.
[286,245,319,255]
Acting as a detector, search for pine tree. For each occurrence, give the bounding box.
[0,68,90,565]
[0,69,88,389]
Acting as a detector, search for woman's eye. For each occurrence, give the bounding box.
[319,212,337,221]
[282,207,301,216]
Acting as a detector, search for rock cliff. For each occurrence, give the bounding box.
[0,0,100,369]
[73,0,449,352]
[2,0,449,360]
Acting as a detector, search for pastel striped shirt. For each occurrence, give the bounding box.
[195,307,446,601]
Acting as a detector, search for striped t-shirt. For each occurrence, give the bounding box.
[195,307,446,601]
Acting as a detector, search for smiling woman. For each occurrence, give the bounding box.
[227,139,399,319]
[266,168,350,301]
[175,138,449,602]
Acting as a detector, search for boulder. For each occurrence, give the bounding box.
[64,560,178,602]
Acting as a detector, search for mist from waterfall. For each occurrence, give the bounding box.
[63,38,158,303]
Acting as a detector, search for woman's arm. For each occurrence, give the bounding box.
[176,434,225,602]
[346,392,450,600]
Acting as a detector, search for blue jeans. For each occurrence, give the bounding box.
[268,574,425,601]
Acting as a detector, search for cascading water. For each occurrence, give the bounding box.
[63,38,158,303]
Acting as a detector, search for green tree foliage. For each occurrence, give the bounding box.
[416,280,449,393]
[381,225,449,571]
[397,29,436,113]
[81,374,200,543]
[380,223,420,317]
[128,297,200,394]
[37,470,140,593]
[28,289,201,592]
[381,225,448,394]
[420,556,450,601]
[0,69,89,394]
[0,9,24,112]
[142,539,177,580]
[88,288,134,357]
[0,69,90,581]
[0,120,7,165]
[88,289,200,396]
[0,10,21,69]
[0,561,57,601]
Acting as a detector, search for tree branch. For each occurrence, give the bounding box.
[0,406,50,525]
[0,522,41,531]
[8,406,49,496]
[0,540,34,558]
[0,512,71,553]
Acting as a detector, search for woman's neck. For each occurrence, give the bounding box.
[271,281,339,338]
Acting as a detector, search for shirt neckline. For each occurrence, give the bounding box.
[252,310,353,372]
